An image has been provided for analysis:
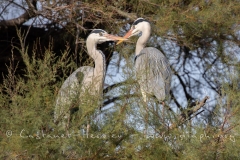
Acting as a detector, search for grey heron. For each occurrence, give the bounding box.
[118,18,172,105]
[117,18,172,134]
[54,29,127,131]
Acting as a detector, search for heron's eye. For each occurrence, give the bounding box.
[132,25,135,29]
[99,32,103,36]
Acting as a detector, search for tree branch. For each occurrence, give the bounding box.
[103,80,137,94]
[0,10,33,26]
[170,90,183,112]
[0,0,37,27]
[169,96,209,129]
[108,6,137,20]
[103,93,140,106]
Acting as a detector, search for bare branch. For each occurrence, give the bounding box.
[170,90,183,112]
[0,10,34,26]
[103,93,140,107]
[169,96,209,129]
[108,6,137,20]
[0,1,11,17]
[0,0,38,27]
[103,80,137,94]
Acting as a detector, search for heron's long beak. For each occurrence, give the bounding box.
[105,34,128,41]
[116,28,133,45]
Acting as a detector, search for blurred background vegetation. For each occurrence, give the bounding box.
[1,0,240,159]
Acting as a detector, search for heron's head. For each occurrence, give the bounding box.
[87,29,127,44]
[117,18,151,45]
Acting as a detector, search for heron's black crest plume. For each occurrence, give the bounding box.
[133,18,149,25]
[90,29,106,34]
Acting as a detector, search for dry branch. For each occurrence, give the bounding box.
[0,0,37,27]
[0,9,35,26]
[169,96,209,129]
[108,6,137,20]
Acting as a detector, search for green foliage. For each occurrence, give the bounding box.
[1,0,240,159]
[1,29,240,159]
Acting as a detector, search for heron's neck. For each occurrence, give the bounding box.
[135,27,151,56]
[86,40,105,92]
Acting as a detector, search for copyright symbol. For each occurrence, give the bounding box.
[6,130,12,137]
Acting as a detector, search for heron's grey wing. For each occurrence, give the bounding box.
[54,66,94,125]
[135,47,172,101]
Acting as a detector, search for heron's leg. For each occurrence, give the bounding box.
[86,123,90,136]
[85,98,96,136]
[66,113,70,135]
[140,88,149,135]
[141,88,147,103]
[143,107,149,136]
[161,101,165,124]
[86,114,90,137]
[56,109,70,135]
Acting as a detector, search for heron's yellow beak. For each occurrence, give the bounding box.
[105,34,128,41]
[116,29,133,45]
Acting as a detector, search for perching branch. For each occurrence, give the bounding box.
[169,96,209,129]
